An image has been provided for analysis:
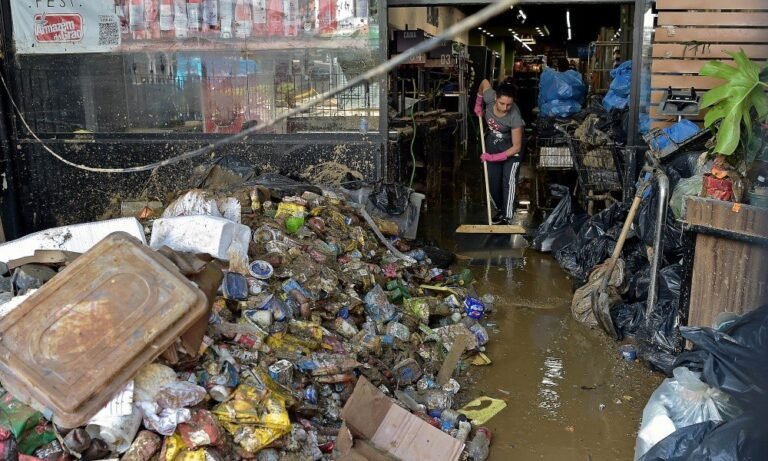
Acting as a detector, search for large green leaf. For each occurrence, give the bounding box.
[699,50,767,155]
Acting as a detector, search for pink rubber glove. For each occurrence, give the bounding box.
[481,152,509,162]
[473,95,484,117]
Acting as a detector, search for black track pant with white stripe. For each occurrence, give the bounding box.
[486,158,520,219]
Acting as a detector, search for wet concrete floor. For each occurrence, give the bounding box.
[419,160,662,460]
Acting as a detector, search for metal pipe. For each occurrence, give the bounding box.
[646,170,669,321]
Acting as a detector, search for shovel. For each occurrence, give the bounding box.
[591,174,651,338]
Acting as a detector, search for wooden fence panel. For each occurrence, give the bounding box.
[649,0,768,128]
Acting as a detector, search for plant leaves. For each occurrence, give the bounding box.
[699,49,766,155]
[716,108,741,155]
[700,60,738,81]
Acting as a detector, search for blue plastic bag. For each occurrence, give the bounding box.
[603,91,629,111]
[539,68,586,106]
[541,99,582,118]
[609,60,632,97]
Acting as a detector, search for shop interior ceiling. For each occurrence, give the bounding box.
[459,3,624,51]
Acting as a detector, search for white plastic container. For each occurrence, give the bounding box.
[86,406,143,453]
[366,192,425,240]
[149,216,251,261]
[0,218,146,264]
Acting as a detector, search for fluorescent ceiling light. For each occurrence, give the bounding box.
[523,43,532,52]
[567,28,572,41]
[566,9,571,28]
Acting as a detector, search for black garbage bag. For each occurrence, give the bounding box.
[674,304,768,408]
[635,181,684,260]
[553,242,581,280]
[638,414,768,461]
[533,185,587,252]
[575,202,628,243]
[191,154,260,190]
[370,182,411,216]
[636,265,684,373]
[626,264,651,302]
[611,302,645,339]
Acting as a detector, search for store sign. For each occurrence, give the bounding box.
[12,0,120,54]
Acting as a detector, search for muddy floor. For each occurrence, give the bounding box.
[419,159,662,460]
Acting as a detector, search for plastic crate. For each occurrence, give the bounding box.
[537,137,573,169]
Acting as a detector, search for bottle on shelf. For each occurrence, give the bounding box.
[173,0,189,38]
[187,0,203,35]
[266,0,283,36]
[159,0,175,38]
[219,0,234,38]
[251,0,267,35]
[234,0,253,38]
[283,0,298,37]
[203,0,220,35]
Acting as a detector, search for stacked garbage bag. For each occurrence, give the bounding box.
[0,173,496,461]
[538,68,587,118]
[634,304,768,460]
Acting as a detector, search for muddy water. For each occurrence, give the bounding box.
[419,161,662,460]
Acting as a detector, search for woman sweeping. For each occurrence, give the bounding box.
[473,78,525,224]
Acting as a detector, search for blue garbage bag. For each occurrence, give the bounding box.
[539,68,586,106]
[603,60,633,111]
[603,91,629,111]
[540,100,583,118]
[609,60,632,97]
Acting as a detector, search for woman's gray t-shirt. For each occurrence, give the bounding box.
[483,88,525,157]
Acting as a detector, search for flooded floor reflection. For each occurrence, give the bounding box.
[419,159,661,460]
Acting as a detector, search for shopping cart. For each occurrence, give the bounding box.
[554,122,624,214]
[533,135,574,211]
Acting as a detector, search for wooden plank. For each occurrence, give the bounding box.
[685,196,768,238]
[658,12,768,27]
[657,0,768,9]
[655,27,768,43]
[688,234,768,328]
[652,44,768,59]
[650,120,678,129]
[455,224,526,234]
[685,197,768,329]
[651,74,725,90]
[651,59,730,74]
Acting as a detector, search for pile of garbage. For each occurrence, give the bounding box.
[0,176,497,461]
[634,304,768,460]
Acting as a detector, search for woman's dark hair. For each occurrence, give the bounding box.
[497,81,518,99]
[556,58,570,72]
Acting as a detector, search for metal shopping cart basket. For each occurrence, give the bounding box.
[567,137,625,213]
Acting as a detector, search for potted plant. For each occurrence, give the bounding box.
[699,50,768,202]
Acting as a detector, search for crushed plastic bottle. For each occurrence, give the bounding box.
[467,427,492,460]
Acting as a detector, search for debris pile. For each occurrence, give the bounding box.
[0,177,498,461]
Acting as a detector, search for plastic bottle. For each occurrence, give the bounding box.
[219,0,234,40]
[173,0,188,37]
[144,0,160,38]
[159,0,175,36]
[202,0,219,34]
[317,0,336,34]
[440,408,467,428]
[283,0,298,36]
[187,0,202,34]
[266,0,282,36]
[467,427,492,460]
[251,0,267,35]
[394,390,425,413]
[85,407,143,454]
[455,421,472,443]
[470,323,489,346]
[334,317,359,339]
[234,0,252,37]
[129,0,147,39]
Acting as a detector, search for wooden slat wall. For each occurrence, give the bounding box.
[649,0,768,129]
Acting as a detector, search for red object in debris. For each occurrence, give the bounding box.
[703,174,734,201]
[177,410,222,448]
[318,441,334,453]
